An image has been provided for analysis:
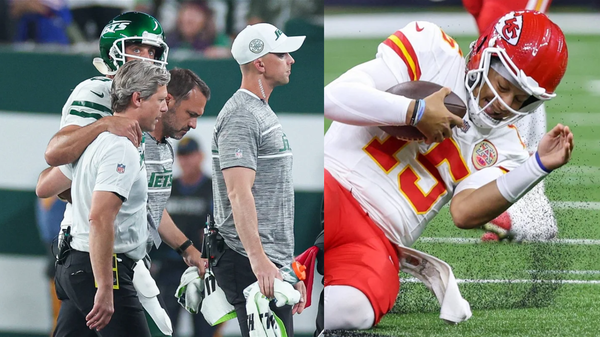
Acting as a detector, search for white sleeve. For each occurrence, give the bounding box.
[324,58,412,126]
[60,79,113,128]
[58,164,73,180]
[94,139,140,201]
[453,167,504,196]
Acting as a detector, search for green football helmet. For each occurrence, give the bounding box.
[94,11,169,75]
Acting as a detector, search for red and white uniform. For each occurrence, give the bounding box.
[463,0,551,152]
[462,2,557,242]
[324,21,529,325]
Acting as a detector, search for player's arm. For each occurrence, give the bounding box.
[158,210,206,277]
[86,190,121,331]
[324,58,415,126]
[222,167,282,298]
[325,22,463,142]
[324,62,461,128]
[45,117,142,167]
[36,167,71,198]
[451,124,573,229]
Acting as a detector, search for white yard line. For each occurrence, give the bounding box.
[550,201,600,210]
[419,237,600,245]
[587,80,600,96]
[526,270,600,275]
[557,166,600,175]
[325,13,600,38]
[401,277,600,284]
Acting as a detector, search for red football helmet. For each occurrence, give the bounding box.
[465,10,568,128]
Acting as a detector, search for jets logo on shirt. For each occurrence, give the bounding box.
[495,12,523,46]
[148,170,173,188]
[116,163,126,174]
[472,140,498,170]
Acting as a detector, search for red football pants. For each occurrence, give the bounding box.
[324,169,400,325]
[462,0,552,33]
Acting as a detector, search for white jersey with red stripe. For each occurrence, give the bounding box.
[324,21,530,248]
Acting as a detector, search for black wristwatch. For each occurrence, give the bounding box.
[176,239,193,255]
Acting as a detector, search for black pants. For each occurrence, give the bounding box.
[212,248,293,337]
[53,250,151,337]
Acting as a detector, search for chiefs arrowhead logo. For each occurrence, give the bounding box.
[495,12,523,46]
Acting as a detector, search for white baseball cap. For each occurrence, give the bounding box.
[231,23,306,65]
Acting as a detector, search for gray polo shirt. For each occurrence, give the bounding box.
[211,89,294,267]
[143,132,174,248]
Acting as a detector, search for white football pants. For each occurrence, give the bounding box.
[324,285,375,330]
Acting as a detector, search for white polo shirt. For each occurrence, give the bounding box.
[70,132,148,261]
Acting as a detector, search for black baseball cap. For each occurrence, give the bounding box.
[177,137,200,155]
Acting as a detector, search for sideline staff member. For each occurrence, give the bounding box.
[211,23,306,337]
[52,60,170,336]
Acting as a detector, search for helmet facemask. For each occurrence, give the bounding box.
[95,12,169,76]
[465,39,554,129]
[101,34,169,75]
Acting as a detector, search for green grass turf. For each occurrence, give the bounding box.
[324,34,600,336]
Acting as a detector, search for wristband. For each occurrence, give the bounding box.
[409,99,420,126]
[414,99,426,126]
[176,239,193,255]
[496,153,550,203]
[535,151,552,173]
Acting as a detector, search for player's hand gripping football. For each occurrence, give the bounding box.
[537,124,574,171]
[415,87,465,144]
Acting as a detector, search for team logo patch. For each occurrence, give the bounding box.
[249,39,264,54]
[472,140,498,170]
[116,163,126,174]
[495,12,523,46]
[235,148,243,159]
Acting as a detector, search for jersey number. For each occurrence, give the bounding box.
[364,137,470,214]
[440,28,463,57]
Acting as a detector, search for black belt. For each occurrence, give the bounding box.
[70,250,137,270]
[115,253,137,270]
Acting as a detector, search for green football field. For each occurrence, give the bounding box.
[325,35,600,336]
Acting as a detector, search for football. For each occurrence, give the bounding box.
[379,81,467,141]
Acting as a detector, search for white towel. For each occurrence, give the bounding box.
[175,267,237,325]
[200,269,237,325]
[399,246,472,323]
[175,267,204,314]
[243,279,301,337]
